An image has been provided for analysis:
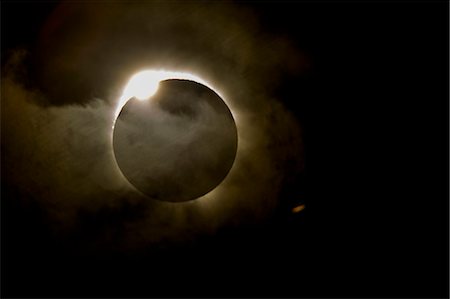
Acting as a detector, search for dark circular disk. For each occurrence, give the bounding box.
[113,79,238,202]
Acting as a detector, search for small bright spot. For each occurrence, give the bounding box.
[292,204,305,213]
[123,71,161,100]
[114,69,226,120]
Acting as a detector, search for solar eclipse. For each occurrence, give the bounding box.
[113,72,238,202]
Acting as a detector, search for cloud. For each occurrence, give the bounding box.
[2,1,304,251]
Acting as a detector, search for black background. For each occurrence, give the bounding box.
[1,0,449,298]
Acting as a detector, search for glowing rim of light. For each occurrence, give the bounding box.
[111,69,237,201]
[113,70,228,124]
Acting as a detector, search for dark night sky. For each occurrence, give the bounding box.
[1,1,449,298]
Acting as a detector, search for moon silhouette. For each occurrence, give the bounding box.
[113,79,238,202]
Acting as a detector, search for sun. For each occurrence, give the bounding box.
[110,69,238,201]
[114,70,224,120]
[123,71,161,101]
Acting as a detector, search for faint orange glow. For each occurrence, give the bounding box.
[292,204,305,213]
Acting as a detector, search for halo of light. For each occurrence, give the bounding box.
[111,69,237,201]
[114,70,227,121]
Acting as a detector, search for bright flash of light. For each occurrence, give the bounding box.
[123,71,161,101]
[114,70,224,121]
